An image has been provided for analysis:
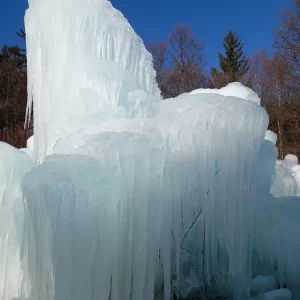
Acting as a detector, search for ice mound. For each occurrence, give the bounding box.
[24,91,269,300]
[0,142,33,300]
[251,275,276,294]
[255,197,300,298]
[250,288,291,300]
[190,82,261,105]
[25,0,161,162]
[271,154,300,197]
[265,130,277,145]
[283,154,298,167]
[8,0,297,299]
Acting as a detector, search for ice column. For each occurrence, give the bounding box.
[25,0,161,162]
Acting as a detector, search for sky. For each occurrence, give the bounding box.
[0,0,292,69]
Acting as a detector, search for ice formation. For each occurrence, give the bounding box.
[270,154,300,197]
[264,130,277,145]
[0,142,33,300]
[251,275,276,294]
[249,289,291,300]
[25,0,161,163]
[190,82,261,105]
[50,95,268,299]
[0,0,298,300]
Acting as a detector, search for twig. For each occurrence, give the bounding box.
[181,207,203,247]
[171,230,176,244]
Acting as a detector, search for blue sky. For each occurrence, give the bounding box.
[0,0,292,69]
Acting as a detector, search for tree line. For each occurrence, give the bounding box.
[0,0,300,157]
[0,29,29,148]
[149,0,300,158]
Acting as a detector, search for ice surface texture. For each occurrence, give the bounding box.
[0,143,33,300]
[25,0,161,162]
[22,92,269,300]
[10,0,298,299]
[270,154,300,197]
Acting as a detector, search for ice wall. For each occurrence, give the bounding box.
[22,91,269,300]
[0,143,33,300]
[21,0,290,299]
[254,137,278,249]
[25,0,161,163]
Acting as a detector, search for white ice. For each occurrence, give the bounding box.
[190,82,261,105]
[264,130,277,145]
[0,0,298,300]
[271,154,300,197]
[0,142,33,300]
[30,90,269,300]
[25,0,161,163]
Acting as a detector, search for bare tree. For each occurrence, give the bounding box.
[249,49,269,100]
[148,25,208,98]
[168,25,207,95]
[250,49,300,158]
[0,45,29,148]
[247,45,300,158]
[275,1,300,87]
[148,42,169,98]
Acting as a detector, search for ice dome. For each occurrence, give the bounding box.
[265,130,277,145]
[190,82,261,105]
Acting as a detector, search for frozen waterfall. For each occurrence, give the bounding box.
[0,0,298,300]
[25,0,161,162]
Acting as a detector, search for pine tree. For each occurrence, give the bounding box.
[16,28,27,67]
[211,30,249,87]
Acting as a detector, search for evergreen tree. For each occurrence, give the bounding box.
[0,45,27,130]
[16,28,27,67]
[211,30,249,87]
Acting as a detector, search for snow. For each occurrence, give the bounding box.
[0,0,296,300]
[283,154,298,167]
[271,155,300,197]
[265,130,277,145]
[190,82,261,105]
